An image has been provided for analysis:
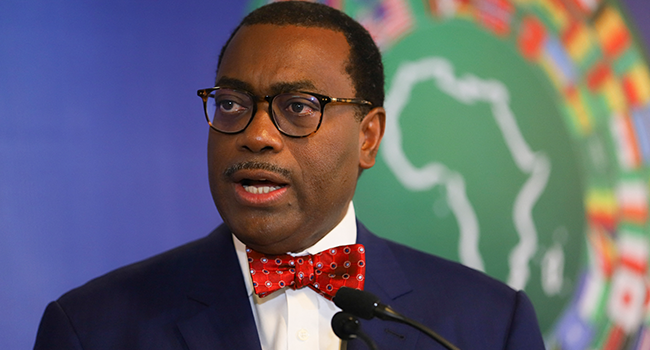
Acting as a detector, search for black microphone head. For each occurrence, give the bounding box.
[331,312,361,340]
[333,287,380,320]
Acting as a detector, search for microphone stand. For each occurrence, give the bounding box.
[331,311,379,350]
[334,287,461,350]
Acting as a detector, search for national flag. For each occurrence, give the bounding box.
[576,48,603,78]
[600,324,626,350]
[474,0,515,36]
[610,113,642,169]
[587,62,627,113]
[602,76,629,114]
[565,0,602,16]
[607,267,647,334]
[554,302,596,350]
[586,61,612,91]
[586,190,617,233]
[540,37,577,89]
[594,6,631,60]
[561,20,595,64]
[580,80,611,121]
[533,0,572,33]
[616,180,649,225]
[616,229,649,274]
[517,15,546,61]
[587,224,618,278]
[564,85,593,134]
[426,0,472,19]
[622,62,650,107]
[578,267,609,322]
[356,0,413,50]
[632,105,650,165]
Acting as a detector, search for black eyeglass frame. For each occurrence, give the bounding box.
[197,87,373,138]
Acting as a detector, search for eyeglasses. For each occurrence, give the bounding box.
[197,87,372,138]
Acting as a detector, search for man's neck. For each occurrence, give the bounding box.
[289,202,357,256]
[232,201,357,296]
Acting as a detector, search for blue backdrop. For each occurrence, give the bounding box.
[0,1,243,348]
[0,1,648,349]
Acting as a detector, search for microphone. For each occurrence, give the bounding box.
[331,312,379,350]
[333,287,461,350]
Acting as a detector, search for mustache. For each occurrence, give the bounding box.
[223,161,291,178]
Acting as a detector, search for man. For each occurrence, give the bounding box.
[34,2,544,349]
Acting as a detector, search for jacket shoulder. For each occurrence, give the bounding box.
[49,225,238,343]
[59,225,231,305]
[357,221,544,349]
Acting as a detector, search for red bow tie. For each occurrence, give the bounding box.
[246,244,366,300]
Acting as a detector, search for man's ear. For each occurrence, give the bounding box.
[359,107,386,170]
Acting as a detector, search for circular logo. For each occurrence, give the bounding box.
[248,0,650,344]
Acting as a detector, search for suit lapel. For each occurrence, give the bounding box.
[173,221,423,349]
[176,225,262,350]
[177,300,261,350]
[348,221,423,350]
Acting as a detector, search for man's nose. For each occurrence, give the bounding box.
[236,103,284,153]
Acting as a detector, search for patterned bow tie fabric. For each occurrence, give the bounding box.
[246,244,366,300]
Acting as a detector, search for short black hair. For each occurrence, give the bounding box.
[216,1,384,113]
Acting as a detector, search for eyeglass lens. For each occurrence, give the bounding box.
[207,88,323,137]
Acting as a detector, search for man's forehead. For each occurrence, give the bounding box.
[216,24,353,96]
[223,23,347,57]
[238,22,344,41]
[215,77,319,96]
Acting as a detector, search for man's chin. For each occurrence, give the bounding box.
[230,224,292,252]
[230,226,318,255]
[236,238,298,256]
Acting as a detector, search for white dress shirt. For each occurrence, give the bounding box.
[233,202,357,350]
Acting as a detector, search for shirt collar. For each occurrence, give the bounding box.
[233,202,357,297]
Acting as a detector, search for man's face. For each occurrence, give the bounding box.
[208,24,383,254]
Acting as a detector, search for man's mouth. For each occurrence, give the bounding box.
[225,162,291,203]
[240,179,285,194]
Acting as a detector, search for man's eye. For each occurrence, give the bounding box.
[217,100,246,113]
[284,98,318,116]
[289,102,309,114]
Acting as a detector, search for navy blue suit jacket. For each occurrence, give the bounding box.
[34,221,545,349]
